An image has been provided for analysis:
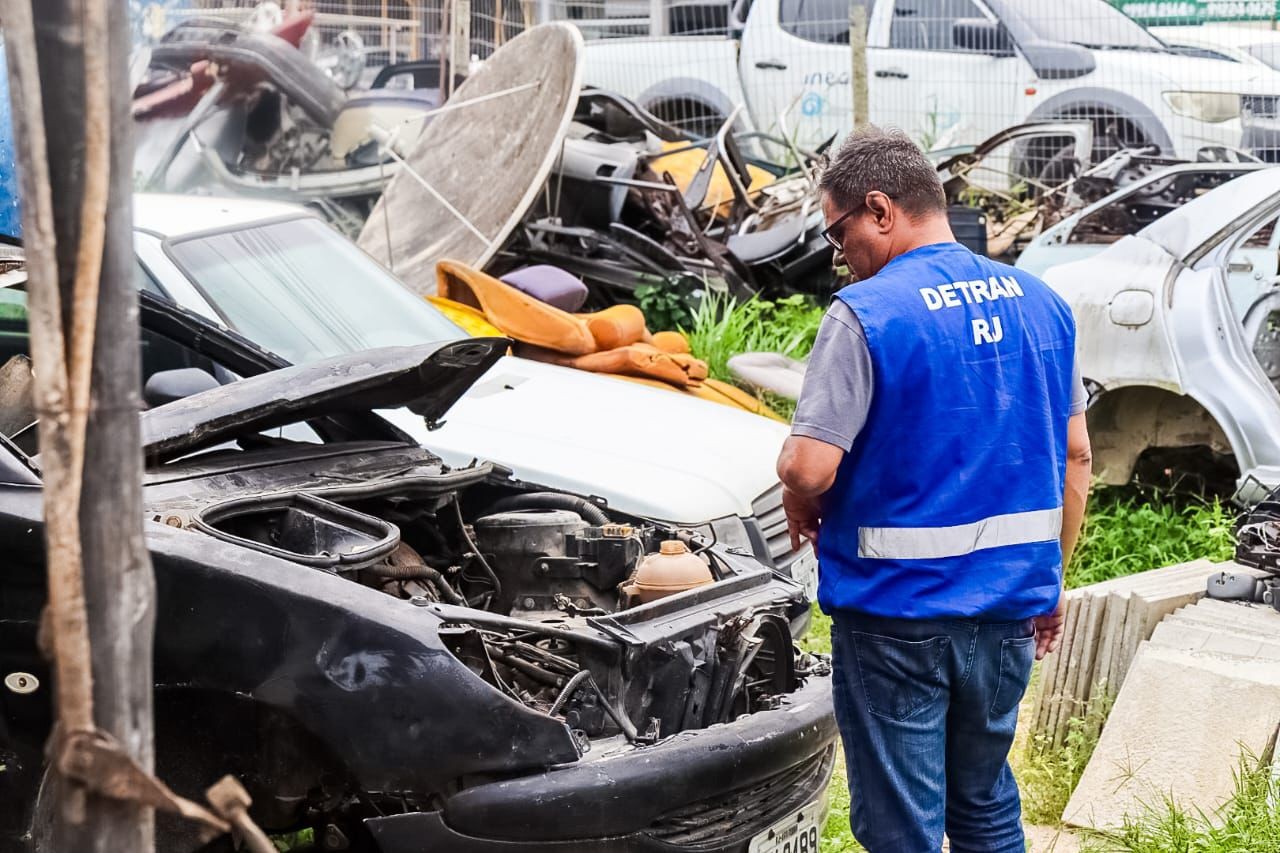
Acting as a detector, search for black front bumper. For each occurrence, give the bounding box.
[365,674,836,852]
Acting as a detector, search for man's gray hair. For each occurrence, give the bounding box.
[818,125,946,218]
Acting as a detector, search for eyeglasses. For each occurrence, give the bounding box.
[820,209,858,250]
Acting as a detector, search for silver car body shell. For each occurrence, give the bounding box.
[1041,167,1280,502]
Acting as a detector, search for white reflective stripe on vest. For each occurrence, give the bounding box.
[857,507,1064,560]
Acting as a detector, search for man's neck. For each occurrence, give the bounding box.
[893,216,957,257]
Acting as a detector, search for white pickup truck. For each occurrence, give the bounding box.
[577,0,1280,159]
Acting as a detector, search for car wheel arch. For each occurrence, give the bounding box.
[149,688,353,846]
[637,78,735,138]
[1029,88,1174,157]
[1085,383,1236,486]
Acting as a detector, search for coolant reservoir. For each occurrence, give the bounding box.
[622,540,713,605]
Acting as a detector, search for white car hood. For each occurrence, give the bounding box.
[1090,48,1280,93]
[380,356,788,523]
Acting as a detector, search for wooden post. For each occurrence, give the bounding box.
[850,4,869,128]
[2,0,156,849]
[448,0,472,95]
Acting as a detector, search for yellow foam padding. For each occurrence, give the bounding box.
[437,260,597,356]
[548,342,708,388]
[648,141,777,218]
[609,374,784,421]
[436,260,654,356]
[690,378,786,422]
[427,296,505,338]
[650,330,691,354]
[583,304,648,351]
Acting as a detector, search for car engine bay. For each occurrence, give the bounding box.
[144,447,823,749]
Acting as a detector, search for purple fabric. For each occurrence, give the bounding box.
[501,265,588,312]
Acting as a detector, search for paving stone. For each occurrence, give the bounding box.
[1032,562,1271,749]
[1063,643,1280,830]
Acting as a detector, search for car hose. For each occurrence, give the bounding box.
[548,669,592,717]
[483,492,611,526]
[453,495,503,600]
[367,544,467,605]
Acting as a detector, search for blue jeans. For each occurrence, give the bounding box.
[830,609,1036,853]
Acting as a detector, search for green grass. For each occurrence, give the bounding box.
[682,292,824,385]
[1066,488,1237,589]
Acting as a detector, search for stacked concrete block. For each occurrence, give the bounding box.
[1030,560,1222,749]
[1062,597,1280,831]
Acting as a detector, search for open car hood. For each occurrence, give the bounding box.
[141,339,507,460]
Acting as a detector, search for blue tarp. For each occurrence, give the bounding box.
[0,40,21,242]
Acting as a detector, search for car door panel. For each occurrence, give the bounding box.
[868,0,1019,148]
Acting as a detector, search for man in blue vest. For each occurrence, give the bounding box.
[777,127,1093,853]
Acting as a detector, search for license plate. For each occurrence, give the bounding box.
[788,546,818,600]
[748,797,825,853]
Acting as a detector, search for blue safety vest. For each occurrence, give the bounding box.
[819,242,1076,620]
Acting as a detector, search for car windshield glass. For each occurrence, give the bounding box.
[1246,42,1280,70]
[987,0,1163,50]
[167,218,464,366]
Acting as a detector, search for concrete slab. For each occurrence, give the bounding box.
[1062,643,1280,831]
[1030,562,1268,747]
[1150,621,1268,659]
[1070,592,1107,709]
[1162,609,1280,641]
[1161,613,1280,644]
[1114,589,1203,687]
[1091,590,1129,700]
[1187,599,1280,631]
[1052,594,1090,747]
[1037,594,1080,736]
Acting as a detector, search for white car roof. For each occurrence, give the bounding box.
[132,194,310,239]
[1139,166,1280,260]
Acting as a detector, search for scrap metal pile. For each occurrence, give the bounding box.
[133,9,838,307]
[937,120,1262,259]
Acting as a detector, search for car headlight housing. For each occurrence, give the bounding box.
[1162,91,1241,123]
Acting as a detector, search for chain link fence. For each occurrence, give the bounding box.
[135,0,1280,160]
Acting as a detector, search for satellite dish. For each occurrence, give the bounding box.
[358,23,584,296]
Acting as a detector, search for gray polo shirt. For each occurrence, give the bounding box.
[792,301,1087,452]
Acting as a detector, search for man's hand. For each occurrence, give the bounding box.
[782,486,821,551]
[1033,598,1065,661]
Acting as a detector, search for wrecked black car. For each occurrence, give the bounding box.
[0,339,835,852]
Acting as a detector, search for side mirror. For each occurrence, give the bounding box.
[144,367,220,408]
[953,18,1014,56]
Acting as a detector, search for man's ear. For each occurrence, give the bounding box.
[864,190,894,233]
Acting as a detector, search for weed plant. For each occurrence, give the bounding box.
[1016,693,1114,826]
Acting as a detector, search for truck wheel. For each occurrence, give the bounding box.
[1057,109,1151,162]
[1012,110,1152,195]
